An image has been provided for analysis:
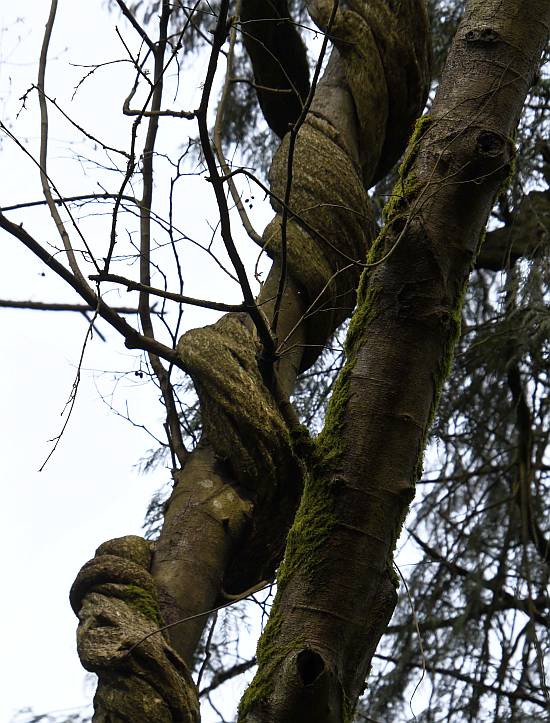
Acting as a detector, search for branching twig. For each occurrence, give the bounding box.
[196,611,218,688]
[126,580,271,654]
[1,192,137,213]
[0,299,146,314]
[219,166,365,267]
[90,272,246,312]
[199,658,257,698]
[0,212,180,364]
[0,122,101,274]
[213,2,263,247]
[27,83,130,158]
[116,0,156,52]
[39,309,99,471]
[373,653,548,709]
[136,0,187,468]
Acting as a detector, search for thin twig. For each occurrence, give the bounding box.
[196,611,218,688]
[0,122,100,275]
[219,166,365,267]
[123,105,194,119]
[116,0,156,51]
[0,212,181,364]
[213,1,263,246]
[126,580,271,654]
[29,84,130,158]
[39,309,99,471]
[199,658,257,698]
[136,0,188,468]
[394,562,426,722]
[0,299,147,314]
[37,0,91,288]
[1,192,137,213]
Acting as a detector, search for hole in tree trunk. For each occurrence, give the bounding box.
[296,648,325,686]
[476,131,504,157]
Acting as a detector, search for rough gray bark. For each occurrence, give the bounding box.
[70,536,199,722]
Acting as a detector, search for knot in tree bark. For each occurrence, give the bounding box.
[70,535,199,722]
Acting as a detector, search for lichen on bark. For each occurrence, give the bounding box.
[177,313,300,495]
[70,536,199,722]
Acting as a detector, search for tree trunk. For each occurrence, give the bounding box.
[66,0,549,720]
[238,1,550,720]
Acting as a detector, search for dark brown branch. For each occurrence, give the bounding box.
[409,531,550,626]
[213,15,263,247]
[1,192,137,212]
[374,653,548,708]
[507,363,550,564]
[30,84,130,159]
[199,658,257,698]
[477,190,550,270]
[386,595,549,635]
[0,299,143,314]
[90,272,246,313]
[123,105,194,119]
[115,0,156,51]
[240,0,310,137]
[138,0,188,468]
[196,0,276,366]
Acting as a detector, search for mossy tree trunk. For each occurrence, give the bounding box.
[238,1,550,721]
[71,1,430,717]
[67,0,549,721]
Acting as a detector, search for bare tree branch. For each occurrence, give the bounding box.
[0,211,180,363]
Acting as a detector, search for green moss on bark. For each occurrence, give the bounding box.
[278,472,339,589]
[382,114,433,228]
[236,275,387,718]
[121,584,163,627]
[238,609,306,718]
[239,114,437,718]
